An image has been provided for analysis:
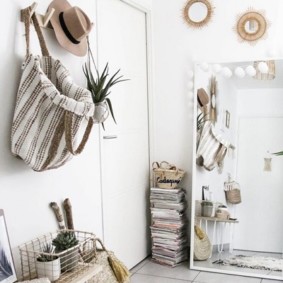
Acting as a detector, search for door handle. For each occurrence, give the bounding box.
[103,135,118,139]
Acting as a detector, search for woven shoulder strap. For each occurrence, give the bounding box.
[65,112,93,155]
[21,7,49,57]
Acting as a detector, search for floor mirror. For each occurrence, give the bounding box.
[190,59,283,280]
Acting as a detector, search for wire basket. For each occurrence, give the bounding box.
[19,230,99,282]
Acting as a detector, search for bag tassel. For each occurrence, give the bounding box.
[95,238,130,283]
[108,254,130,283]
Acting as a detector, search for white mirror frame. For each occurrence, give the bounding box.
[190,58,283,281]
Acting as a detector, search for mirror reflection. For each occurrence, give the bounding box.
[183,0,213,29]
[191,59,283,280]
[188,2,208,23]
[244,20,259,34]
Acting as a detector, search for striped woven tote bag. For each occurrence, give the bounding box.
[11,7,94,172]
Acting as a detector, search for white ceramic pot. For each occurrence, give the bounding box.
[36,257,61,281]
[93,101,109,124]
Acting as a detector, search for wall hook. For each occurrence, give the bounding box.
[20,2,55,29]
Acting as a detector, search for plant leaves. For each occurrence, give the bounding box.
[106,98,117,124]
[272,151,283,156]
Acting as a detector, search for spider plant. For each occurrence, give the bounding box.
[83,42,128,125]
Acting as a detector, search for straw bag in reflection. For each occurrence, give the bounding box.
[152,161,185,189]
[11,8,94,171]
[224,178,242,204]
[194,225,211,261]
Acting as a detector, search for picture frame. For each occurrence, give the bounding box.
[225,110,230,128]
[0,209,17,283]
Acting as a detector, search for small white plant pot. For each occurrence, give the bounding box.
[36,257,61,281]
[93,101,109,124]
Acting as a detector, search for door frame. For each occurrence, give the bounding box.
[95,0,155,242]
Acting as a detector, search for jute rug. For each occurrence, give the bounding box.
[213,255,283,271]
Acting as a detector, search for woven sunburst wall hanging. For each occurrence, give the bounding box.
[234,8,270,45]
[183,0,214,29]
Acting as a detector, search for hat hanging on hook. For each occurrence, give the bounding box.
[48,0,93,56]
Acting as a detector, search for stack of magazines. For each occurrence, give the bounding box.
[150,187,188,267]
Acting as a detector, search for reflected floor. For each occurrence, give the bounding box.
[194,249,283,278]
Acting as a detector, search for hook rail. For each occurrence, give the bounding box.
[20,2,55,29]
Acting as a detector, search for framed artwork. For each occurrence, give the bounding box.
[225,110,230,128]
[0,210,17,283]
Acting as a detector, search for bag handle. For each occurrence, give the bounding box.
[152,161,177,170]
[40,113,93,170]
[64,112,93,155]
[22,7,50,57]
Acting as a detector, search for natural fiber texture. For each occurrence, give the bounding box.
[224,180,242,204]
[214,255,283,271]
[108,254,130,283]
[194,225,205,240]
[152,161,185,189]
[194,225,211,261]
[225,189,241,204]
[11,7,94,171]
[84,238,130,283]
[86,250,130,283]
[86,238,130,283]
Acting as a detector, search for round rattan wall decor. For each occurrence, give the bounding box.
[235,9,270,45]
[183,0,214,29]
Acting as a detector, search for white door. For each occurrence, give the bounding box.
[235,117,283,253]
[97,0,150,268]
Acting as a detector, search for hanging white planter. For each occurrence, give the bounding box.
[93,101,109,124]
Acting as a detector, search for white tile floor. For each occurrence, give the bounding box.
[130,258,283,283]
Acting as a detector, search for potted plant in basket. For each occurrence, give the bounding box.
[36,243,61,281]
[83,44,128,128]
[52,231,79,272]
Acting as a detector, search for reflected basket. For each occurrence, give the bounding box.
[19,230,98,282]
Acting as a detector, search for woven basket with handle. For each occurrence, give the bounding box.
[224,175,242,204]
[152,161,185,189]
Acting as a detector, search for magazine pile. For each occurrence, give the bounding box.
[150,187,188,267]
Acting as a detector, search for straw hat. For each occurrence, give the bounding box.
[48,0,93,56]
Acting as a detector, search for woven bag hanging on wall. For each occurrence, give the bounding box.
[11,7,94,171]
